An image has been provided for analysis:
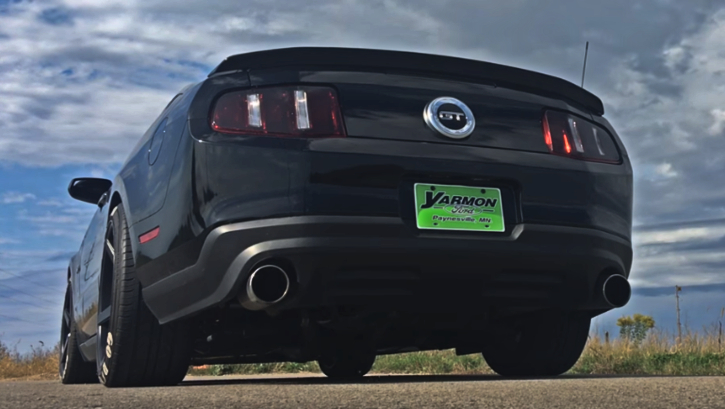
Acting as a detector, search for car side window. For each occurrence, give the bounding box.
[148,118,168,166]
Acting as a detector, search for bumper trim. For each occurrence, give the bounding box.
[141,216,632,324]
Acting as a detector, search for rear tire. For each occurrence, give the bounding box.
[97,205,191,387]
[317,341,376,379]
[59,285,97,384]
[481,311,590,377]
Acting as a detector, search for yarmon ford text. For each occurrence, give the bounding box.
[432,215,492,223]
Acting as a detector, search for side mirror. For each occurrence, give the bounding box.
[68,178,112,205]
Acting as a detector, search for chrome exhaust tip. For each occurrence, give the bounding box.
[602,274,631,308]
[238,264,290,311]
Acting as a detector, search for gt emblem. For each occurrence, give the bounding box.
[423,97,476,139]
[438,111,465,122]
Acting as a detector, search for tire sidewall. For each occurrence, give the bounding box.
[97,210,122,385]
[318,351,375,378]
[60,284,97,384]
[59,285,72,381]
[481,311,591,377]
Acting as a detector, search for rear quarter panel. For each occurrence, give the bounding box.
[119,89,193,227]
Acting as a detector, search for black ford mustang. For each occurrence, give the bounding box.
[59,47,633,387]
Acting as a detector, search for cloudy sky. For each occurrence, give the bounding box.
[1,0,725,351]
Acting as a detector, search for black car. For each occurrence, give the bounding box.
[59,47,633,387]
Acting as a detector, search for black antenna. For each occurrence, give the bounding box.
[581,41,589,88]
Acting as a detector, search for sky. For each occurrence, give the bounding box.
[1,0,725,352]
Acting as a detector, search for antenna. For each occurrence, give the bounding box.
[580,41,589,88]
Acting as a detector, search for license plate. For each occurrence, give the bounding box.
[413,183,505,232]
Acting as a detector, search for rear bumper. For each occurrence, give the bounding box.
[142,216,632,325]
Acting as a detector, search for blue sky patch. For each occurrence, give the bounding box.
[38,7,74,26]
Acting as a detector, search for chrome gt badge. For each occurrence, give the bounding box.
[423,97,476,139]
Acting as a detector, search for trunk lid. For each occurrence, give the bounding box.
[215,47,602,153]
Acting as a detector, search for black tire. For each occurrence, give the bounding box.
[97,205,191,387]
[481,311,590,377]
[318,347,376,379]
[59,285,98,384]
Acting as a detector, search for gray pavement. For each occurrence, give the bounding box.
[1,374,724,409]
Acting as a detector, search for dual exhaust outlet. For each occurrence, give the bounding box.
[238,264,291,311]
[237,264,632,311]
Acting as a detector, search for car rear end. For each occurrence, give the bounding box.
[142,47,633,331]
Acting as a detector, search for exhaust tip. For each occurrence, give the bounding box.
[602,274,631,308]
[247,265,290,305]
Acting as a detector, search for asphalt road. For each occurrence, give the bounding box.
[1,374,724,409]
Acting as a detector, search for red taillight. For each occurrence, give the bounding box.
[542,110,620,163]
[211,86,345,137]
[562,130,572,154]
[542,114,553,152]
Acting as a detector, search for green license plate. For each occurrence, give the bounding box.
[414,183,505,232]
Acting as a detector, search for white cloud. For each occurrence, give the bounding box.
[655,163,678,178]
[35,229,79,237]
[663,45,687,70]
[0,1,216,167]
[631,250,725,288]
[15,208,90,240]
[1,192,36,204]
[596,9,725,226]
[18,212,83,225]
[89,167,112,179]
[37,199,64,207]
[0,237,21,245]
[630,220,725,288]
[634,226,725,246]
[709,109,725,136]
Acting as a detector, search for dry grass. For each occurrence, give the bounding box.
[571,326,725,376]
[0,340,59,381]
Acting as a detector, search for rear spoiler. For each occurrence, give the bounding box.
[209,47,605,115]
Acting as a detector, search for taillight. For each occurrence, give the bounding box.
[211,86,345,137]
[542,110,620,163]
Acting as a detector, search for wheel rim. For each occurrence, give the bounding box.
[96,220,116,383]
[59,288,71,378]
